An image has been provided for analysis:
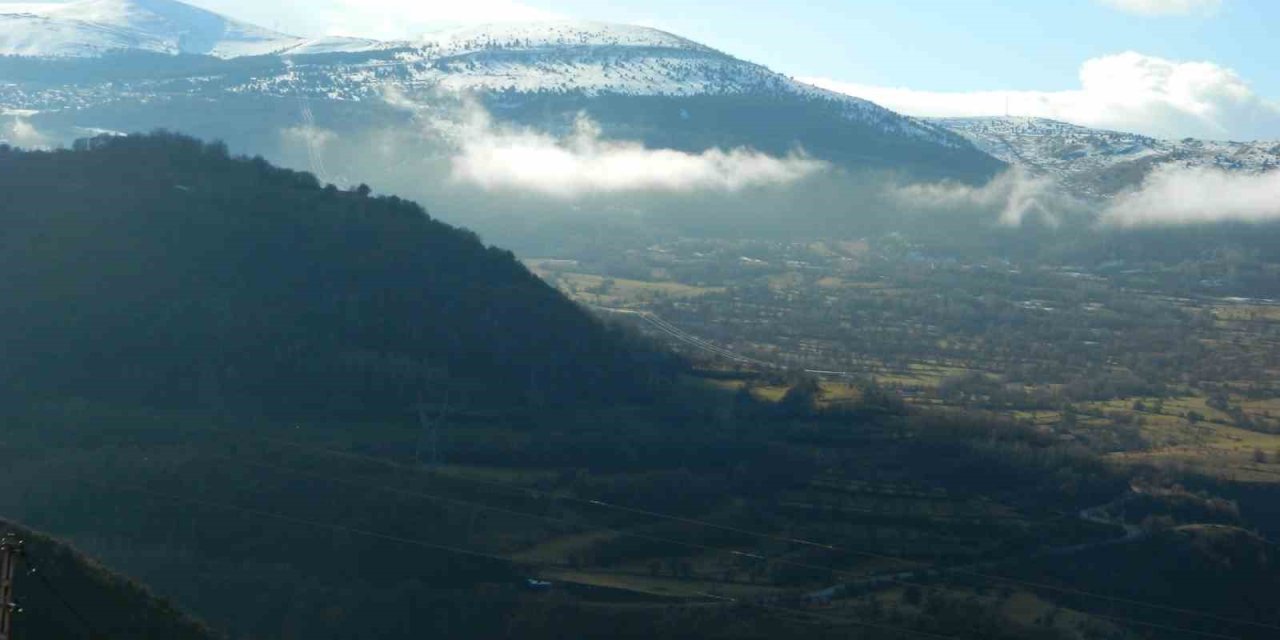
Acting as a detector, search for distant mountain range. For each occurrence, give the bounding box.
[2,0,1277,202]
[0,0,1001,182]
[0,0,383,57]
[932,116,1280,199]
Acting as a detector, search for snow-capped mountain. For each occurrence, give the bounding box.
[0,0,383,58]
[388,21,773,96]
[269,21,970,148]
[934,116,1280,199]
[0,1,1002,182]
[389,21,877,100]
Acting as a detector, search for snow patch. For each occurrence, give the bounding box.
[0,0,382,58]
[934,116,1280,199]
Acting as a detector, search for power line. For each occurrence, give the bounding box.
[31,413,1236,640]
[26,563,107,640]
[120,483,961,639]
[721,590,1246,640]
[46,418,1266,637]
[594,307,778,368]
[181,425,1280,636]
[67,466,1270,640]
[215,426,1060,548]
[182,452,925,590]
[697,591,964,640]
[92,466,1262,640]
[283,58,330,184]
[122,485,514,566]
[171,444,1258,640]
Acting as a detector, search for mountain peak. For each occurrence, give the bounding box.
[0,0,300,58]
[413,20,713,54]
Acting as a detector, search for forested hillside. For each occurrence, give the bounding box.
[0,133,671,417]
[0,519,215,640]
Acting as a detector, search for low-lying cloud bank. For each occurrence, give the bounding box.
[276,92,1086,235]
[284,90,1280,241]
[449,112,827,197]
[888,164,1280,230]
[428,99,1069,224]
[889,168,1067,227]
[275,92,1280,235]
[1105,166,1280,226]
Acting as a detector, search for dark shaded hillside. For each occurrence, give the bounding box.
[0,133,671,417]
[1007,525,1280,638]
[0,519,215,640]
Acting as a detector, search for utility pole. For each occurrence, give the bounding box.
[0,534,22,640]
[416,389,451,468]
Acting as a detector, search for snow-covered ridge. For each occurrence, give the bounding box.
[0,3,706,60]
[0,2,979,158]
[934,116,1280,198]
[246,19,960,147]
[0,0,384,58]
[366,22,960,147]
[412,22,712,56]
[0,1,954,148]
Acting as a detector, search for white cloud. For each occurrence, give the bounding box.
[1104,166,1280,226]
[802,51,1280,140]
[1096,0,1222,16]
[889,168,1066,226]
[443,108,826,197]
[1,117,49,148]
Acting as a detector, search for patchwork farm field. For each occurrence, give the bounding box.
[531,240,1280,489]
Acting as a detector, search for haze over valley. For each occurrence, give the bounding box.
[2,1,1280,639]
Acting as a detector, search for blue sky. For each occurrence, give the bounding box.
[7,0,1278,139]
[523,0,1276,95]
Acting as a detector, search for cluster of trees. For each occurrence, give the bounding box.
[0,133,676,418]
